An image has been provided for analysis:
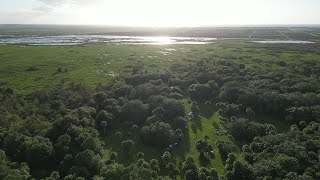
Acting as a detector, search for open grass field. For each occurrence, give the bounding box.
[1,39,320,94]
[0,44,209,93]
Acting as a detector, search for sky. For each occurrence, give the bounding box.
[0,0,319,26]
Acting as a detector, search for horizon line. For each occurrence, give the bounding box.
[1,23,320,28]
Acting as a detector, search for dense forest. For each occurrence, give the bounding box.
[1,56,320,179]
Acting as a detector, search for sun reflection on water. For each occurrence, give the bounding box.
[142,36,175,44]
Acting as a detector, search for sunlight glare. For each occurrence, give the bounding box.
[28,0,320,26]
[144,36,174,44]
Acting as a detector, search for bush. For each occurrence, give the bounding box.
[215,140,238,161]
[141,122,175,147]
[120,100,148,124]
[121,140,134,154]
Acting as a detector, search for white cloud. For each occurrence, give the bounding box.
[38,0,102,7]
[1,0,319,26]
[32,5,54,12]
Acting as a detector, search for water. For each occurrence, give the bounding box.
[253,40,315,44]
[0,35,316,46]
[0,35,216,45]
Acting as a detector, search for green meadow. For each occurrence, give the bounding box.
[1,40,320,94]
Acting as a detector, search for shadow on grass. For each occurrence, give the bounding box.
[191,123,198,134]
[190,116,203,133]
[171,127,192,165]
[199,154,212,167]
[103,125,164,166]
[199,103,218,119]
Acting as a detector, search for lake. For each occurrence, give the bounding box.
[0,35,216,45]
[253,40,315,44]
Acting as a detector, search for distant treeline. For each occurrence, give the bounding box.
[0,25,319,40]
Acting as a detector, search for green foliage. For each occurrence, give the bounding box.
[245,107,255,120]
[121,140,134,154]
[195,139,208,155]
[0,150,30,180]
[226,118,271,143]
[74,149,101,177]
[99,163,125,180]
[191,101,200,115]
[99,121,108,136]
[120,100,148,124]
[80,137,103,154]
[141,122,175,147]
[182,155,197,173]
[172,117,187,129]
[161,151,171,166]
[24,136,53,168]
[215,140,238,161]
[1,35,320,179]
[109,152,118,162]
[130,83,159,101]
[137,152,144,159]
[189,84,212,102]
[96,110,113,126]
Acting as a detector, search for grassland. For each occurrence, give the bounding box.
[1,40,320,94]
[0,44,209,93]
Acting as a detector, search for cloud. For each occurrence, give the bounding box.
[32,5,54,13]
[38,0,102,7]
[31,0,102,14]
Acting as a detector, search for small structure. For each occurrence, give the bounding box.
[189,112,195,119]
[209,150,215,158]
[167,143,178,152]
